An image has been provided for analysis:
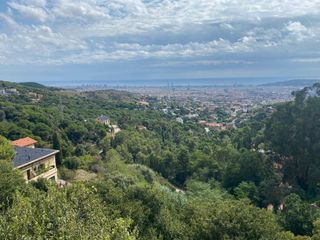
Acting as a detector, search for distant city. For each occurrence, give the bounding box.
[20,78,320,89]
[18,78,317,132]
[63,78,319,131]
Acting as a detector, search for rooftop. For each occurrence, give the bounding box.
[97,115,109,120]
[11,137,38,147]
[13,147,58,168]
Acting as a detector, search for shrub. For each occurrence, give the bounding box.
[63,157,80,170]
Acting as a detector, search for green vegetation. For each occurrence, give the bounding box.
[1,81,320,239]
[266,84,320,197]
[18,82,47,89]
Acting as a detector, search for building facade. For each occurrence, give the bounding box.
[13,147,59,182]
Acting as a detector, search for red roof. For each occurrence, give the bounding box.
[11,137,38,147]
[205,122,224,128]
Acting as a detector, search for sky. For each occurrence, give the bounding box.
[0,0,320,85]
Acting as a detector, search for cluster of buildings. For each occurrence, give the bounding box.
[0,88,19,96]
[140,86,297,131]
[0,87,43,103]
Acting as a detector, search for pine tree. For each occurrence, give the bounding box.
[52,132,63,166]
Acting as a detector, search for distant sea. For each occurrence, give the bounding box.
[23,77,319,88]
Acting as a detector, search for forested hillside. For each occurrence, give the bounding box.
[2,81,320,239]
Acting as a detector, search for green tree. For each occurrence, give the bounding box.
[312,219,320,240]
[280,194,315,236]
[52,132,63,165]
[266,84,320,196]
[0,161,24,209]
[0,184,137,239]
[234,181,260,204]
[223,150,267,189]
[66,123,87,144]
[185,198,292,240]
[0,136,15,162]
[0,136,24,208]
[63,156,80,170]
[0,110,5,121]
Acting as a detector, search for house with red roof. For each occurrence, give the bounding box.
[11,137,59,182]
[11,137,38,148]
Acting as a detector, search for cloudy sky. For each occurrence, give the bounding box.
[0,0,320,85]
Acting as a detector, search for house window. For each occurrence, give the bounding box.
[27,169,32,180]
[39,164,45,171]
[33,164,46,175]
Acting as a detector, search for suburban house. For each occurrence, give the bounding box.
[96,115,121,137]
[28,92,43,103]
[11,137,38,148]
[96,115,110,125]
[11,137,59,182]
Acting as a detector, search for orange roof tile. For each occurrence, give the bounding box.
[11,137,38,147]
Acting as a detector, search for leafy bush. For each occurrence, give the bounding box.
[63,157,80,170]
[59,167,76,181]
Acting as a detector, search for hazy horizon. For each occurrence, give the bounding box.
[4,76,317,88]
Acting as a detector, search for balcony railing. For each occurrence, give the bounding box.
[28,167,57,182]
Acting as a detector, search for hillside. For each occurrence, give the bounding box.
[260,79,320,87]
[18,82,48,89]
[2,81,320,239]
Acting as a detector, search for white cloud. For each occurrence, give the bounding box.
[0,33,267,65]
[0,0,320,66]
[285,21,318,42]
[286,21,308,33]
[220,23,234,30]
[152,59,254,67]
[51,0,106,20]
[24,0,47,7]
[0,12,18,27]
[8,1,50,22]
[292,58,320,63]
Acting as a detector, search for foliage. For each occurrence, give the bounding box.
[280,194,316,236]
[2,81,320,238]
[52,132,63,165]
[63,156,80,170]
[59,167,76,181]
[266,84,320,196]
[0,136,15,162]
[184,198,290,240]
[0,184,136,239]
[234,181,260,204]
[0,161,24,209]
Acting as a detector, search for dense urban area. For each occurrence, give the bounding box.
[71,84,302,133]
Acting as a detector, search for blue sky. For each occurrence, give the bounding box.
[0,0,320,84]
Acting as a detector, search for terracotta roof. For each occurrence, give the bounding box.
[205,122,224,128]
[11,137,38,147]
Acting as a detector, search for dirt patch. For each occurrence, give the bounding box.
[73,169,97,182]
